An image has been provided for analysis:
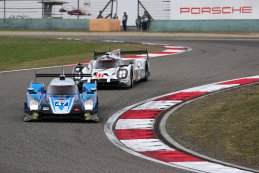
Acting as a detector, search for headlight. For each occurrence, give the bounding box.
[29,99,39,111]
[117,69,128,79]
[73,72,83,81]
[75,68,81,72]
[84,99,94,111]
[74,76,81,80]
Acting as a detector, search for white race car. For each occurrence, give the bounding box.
[73,49,150,88]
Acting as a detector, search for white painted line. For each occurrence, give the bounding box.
[164,46,182,48]
[0,64,72,74]
[163,49,185,53]
[115,119,154,129]
[121,139,173,152]
[104,40,125,43]
[245,75,259,79]
[182,84,239,92]
[132,101,181,110]
[148,53,172,57]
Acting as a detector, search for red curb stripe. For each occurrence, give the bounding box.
[140,151,203,162]
[217,78,259,85]
[120,110,162,119]
[115,129,157,140]
[155,92,207,101]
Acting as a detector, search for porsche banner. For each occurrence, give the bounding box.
[170,0,259,20]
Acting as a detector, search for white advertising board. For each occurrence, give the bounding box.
[170,0,259,20]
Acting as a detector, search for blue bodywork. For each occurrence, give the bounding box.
[24,79,99,122]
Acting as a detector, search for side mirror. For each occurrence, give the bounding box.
[27,88,36,94]
[91,88,97,92]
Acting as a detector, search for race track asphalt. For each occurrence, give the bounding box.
[0,35,259,173]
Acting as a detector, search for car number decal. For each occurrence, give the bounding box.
[55,101,69,107]
[96,73,104,78]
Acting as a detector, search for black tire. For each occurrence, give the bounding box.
[144,64,149,81]
[23,113,32,122]
[92,116,99,122]
[129,68,134,88]
[127,68,134,88]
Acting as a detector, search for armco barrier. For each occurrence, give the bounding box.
[149,19,259,32]
[89,19,120,32]
[0,19,89,31]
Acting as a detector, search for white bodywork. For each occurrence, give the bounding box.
[73,49,150,87]
[49,78,75,86]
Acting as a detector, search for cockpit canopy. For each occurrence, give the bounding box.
[47,85,78,95]
[94,58,120,69]
[47,78,78,95]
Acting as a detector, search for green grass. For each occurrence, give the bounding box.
[0,37,162,71]
[166,84,259,170]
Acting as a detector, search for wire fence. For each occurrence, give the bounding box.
[138,0,170,20]
[0,0,171,23]
[0,0,106,19]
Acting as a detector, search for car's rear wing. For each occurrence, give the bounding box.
[35,73,92,84]
[35,74,92,78]
[93,49,149,60]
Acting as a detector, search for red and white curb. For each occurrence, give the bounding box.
[122,45,190,59]
[67,44,190,65]
[56,38,191,58]
[104,40,191,58]
[104,75,259,173]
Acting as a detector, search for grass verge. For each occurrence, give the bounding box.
[0,37,162,71]
[166,84,259,170]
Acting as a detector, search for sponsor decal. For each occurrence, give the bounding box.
[42,107,49,111]
[180,6,252,15]
[171,0,259,20]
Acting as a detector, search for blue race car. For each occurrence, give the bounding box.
[24,73,99,122]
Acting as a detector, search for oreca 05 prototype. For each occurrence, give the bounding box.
[24,73,99,122]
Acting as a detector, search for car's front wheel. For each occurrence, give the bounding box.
[24,113,32,122]
[143,64,149,81]
[127,68,134,88]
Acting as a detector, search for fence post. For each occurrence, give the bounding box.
[41,0,43,18]
[137,0,139,17]
[4,0,6,19]
[111,0,114,19]
[77,0,79,19]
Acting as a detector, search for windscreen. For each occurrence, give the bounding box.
[47,85,78,95]
[94,59,120,69]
